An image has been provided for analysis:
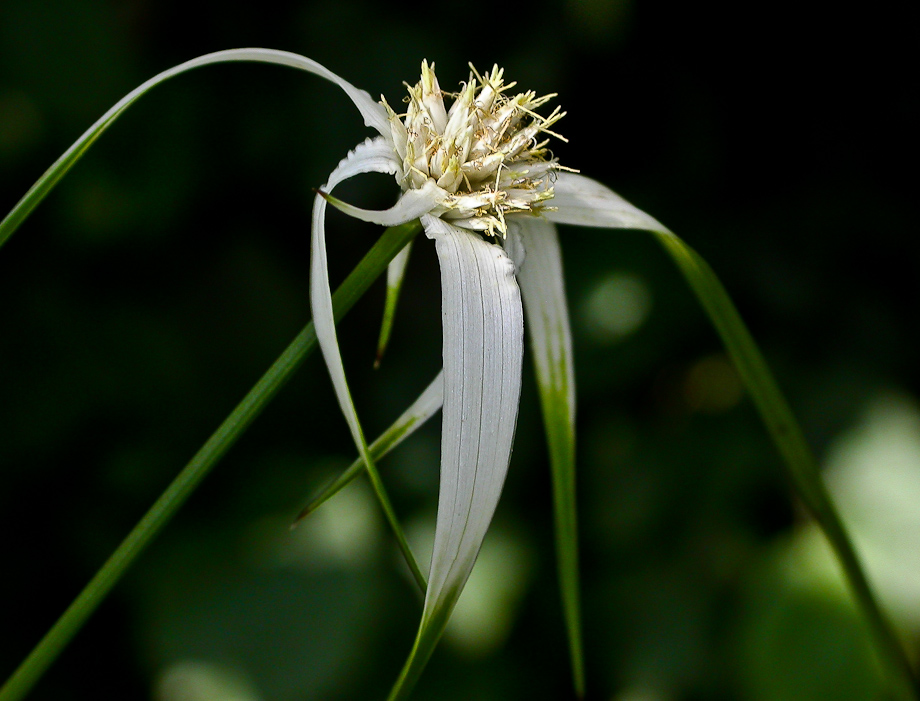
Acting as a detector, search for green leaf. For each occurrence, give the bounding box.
[511,217,584,696]
[375,240,414,368]
[652,231,919,701]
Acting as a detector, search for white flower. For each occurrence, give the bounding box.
[302,58,667,699]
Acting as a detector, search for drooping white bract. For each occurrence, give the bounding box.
[305,59,665,699]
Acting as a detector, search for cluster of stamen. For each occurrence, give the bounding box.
[382,61,569,237]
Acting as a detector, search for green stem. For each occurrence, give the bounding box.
[653,231,919,701]
[364,440,428,592]
[543,396,584,697]
[0,220,422,701]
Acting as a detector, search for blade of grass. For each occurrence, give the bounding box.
[652,230,919,701]
[0,220,422,701]
[375,240,414,368]
[513,220,583,696]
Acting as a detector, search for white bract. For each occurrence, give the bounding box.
[303,58,668,698]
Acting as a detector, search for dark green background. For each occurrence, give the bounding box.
[1,1,917,699]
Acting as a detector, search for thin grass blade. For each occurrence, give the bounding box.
[651,231,919,701]
[509,217,584,696]
[375,241,414,368]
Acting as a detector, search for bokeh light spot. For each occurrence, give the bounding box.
[682,353,744,413]
[581,271,652,344]
[155,660,261,701]
[824,392,920,631]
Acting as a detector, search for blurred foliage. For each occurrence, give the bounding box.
[1,0,918,699]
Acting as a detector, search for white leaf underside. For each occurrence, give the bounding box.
[378,369,444,450]
[508,216,582,689]
[323,179,444,226]
[420,214,524,619]
[310,137,401,463]
[508,217,575,419]
[547,171,670,234]
[170,49,391,139]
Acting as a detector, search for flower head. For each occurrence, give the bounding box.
[383,61,564,236]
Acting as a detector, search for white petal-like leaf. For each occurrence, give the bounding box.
[509,218,575,414]
[508,216,583,692]
[423,214,524,610]
[310,138,426,588]
[311,138,400,433]
[547,172,669,233]
[0,48,392,249]
[322,179,446,226]
[202,48,391,137]
[388,214,524,700]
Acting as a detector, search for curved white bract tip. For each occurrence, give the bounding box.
[546,172,670,234]
[321,179,447,227]
[310,137,400,489]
